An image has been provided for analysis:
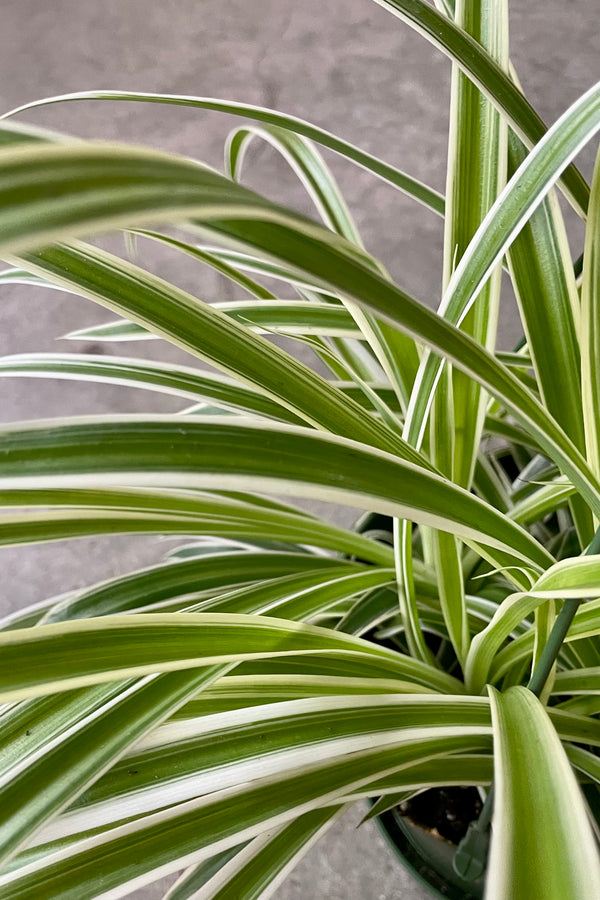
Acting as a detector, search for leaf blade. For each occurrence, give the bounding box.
[487,686,600,900]
[0,416,551,571]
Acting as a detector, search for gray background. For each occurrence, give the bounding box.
[0,1,598,897]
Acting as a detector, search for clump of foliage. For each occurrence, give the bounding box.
[0,1,599,898]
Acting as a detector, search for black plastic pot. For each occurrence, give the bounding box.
[373,802,484,899]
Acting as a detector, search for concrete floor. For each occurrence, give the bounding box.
[0,0,598,897]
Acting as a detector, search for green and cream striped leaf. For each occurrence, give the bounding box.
[226,119,419,409]
[509,477,575,526]
[9,697,597,892]
[61,301,364,339]
[209,300,363,338]
[0,613,466,703]
[0,485,393,565]
[372,0,590,216]
[505,131,583,464]
[0,416,552,571]
[0,120,77,148]
[2,46,589,218]
[46,696,489,842]
[504,102,591,545]
[581,146,600,484]
[195,198,600,517]
[1,93,444,215]
[482,415,542,454]
[172,673,432,718]
[489,626,600,686]
[565,746,600,791]
[473,455,511,512]
[192,653,442,688]
[554,599,600,643]
[0,666,227,867]
[66,319,161,342]
[183,568,396,621]
[0,353,310,424]
[0,684,131,778]
[226,123,363,245]
[559,696,600,716]
[40,552,366,623]
[336,585,404,637]
[0,267,68,292]
[129,230,277,299]
[501,556,600,600]
[361,755,493,821]
[487,686,600,900]
[0,507,368,555]
[440,0,507,490]
[162,538,315,560]
[553,668,600,696]
[174,245,335,294]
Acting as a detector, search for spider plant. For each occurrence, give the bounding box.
[0,0,600,898]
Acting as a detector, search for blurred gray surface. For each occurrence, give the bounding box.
[0,0,598,897]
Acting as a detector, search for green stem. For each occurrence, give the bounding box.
[527,597,585,696]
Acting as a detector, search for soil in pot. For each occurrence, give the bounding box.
[398,787,482,845]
